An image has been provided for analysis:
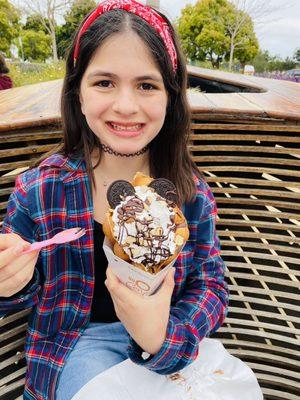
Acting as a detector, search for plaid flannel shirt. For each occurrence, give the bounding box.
[0,153,228,400]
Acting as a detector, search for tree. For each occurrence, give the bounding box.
[294,48,300,64]
[20,29,52,61]
[177,0,229,69]
[281,57,297,71]
[18,0,72,62]
[0,0,21,55]
[223,1,259,70]
[224,0,277,70]
[57,0,96,58]
[251,49,270,73]
[265,55,296,73]
[23,13,49,33]
[251,51,297,74]
[177,0,258,69]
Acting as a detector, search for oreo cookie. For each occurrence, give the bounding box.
[149,178,177,204]
[107,180,135,208]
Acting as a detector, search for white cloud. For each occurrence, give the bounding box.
[256,16,300,57]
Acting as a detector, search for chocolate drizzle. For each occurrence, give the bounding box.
[114,192,176,269]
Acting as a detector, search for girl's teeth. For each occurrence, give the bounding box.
[110,123,141,131]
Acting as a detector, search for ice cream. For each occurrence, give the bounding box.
[103,173,189,274]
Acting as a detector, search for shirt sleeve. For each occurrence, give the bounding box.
[127,181,229,374]
[0,172,42,317]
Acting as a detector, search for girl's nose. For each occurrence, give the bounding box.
[111,89,139,115]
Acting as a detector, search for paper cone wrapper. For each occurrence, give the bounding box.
[103,237,178,296]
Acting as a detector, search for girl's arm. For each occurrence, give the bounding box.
[0,172,42,316]
[127,180,229,374]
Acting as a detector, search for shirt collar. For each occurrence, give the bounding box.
[39,153,85,171]
[39,153,87,182]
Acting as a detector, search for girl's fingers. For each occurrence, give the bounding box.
[0,244,31,270]
[0,250,39,283]
[155,268,175,299]
[0,232,32,270]
[0,234,28,251]
[0,262,35,298]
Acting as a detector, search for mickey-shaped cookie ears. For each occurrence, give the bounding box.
[148,178,177,204]
[107,178,177,208]
[107,180,135,209]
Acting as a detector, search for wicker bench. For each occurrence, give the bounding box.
[0,69,299,399]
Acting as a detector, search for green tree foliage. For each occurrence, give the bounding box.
[281,57,297,71]
[251,49,270,73]
[294,48,300,64]
[177,0,258,69]
[0,0,21,55]
[17,14,52,61]
[251,50,297,73]
[262,55,295,72]
[56,0,96,58]
[177,0,229,68]
[23,14,50,34]
[22,0,73,62]
[20,30,52,61]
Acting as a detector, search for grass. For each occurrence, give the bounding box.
[5,59,243,89]
[7,61,66,87]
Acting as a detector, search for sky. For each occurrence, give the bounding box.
[157,0,300,59]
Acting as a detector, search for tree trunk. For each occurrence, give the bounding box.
[211,58,220,69]
[51,30,58,62]
[229,38,235,71]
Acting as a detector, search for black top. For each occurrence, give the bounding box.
[90,220,119,323]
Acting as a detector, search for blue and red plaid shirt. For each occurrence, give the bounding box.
[0,153,228,400]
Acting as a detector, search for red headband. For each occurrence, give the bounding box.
[73,0,177,72]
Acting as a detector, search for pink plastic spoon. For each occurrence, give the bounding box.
[22,227,86,254]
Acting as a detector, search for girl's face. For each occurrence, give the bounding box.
[79,31,168,155]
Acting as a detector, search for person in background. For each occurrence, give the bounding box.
[0,54,13,90]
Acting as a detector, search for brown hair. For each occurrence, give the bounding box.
[47,8,201,205]
[0,54,9,74]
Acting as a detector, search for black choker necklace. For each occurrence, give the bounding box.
[100,143,149,157]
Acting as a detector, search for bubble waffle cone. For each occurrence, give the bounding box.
[104,172,189,274]
[132,172,153,187]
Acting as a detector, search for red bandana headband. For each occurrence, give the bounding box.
[73,0,178,72]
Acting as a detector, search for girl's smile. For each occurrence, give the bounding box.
[79,31,168,155]
[105,121,146,138]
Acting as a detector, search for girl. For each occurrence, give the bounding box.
[0,1,228,399]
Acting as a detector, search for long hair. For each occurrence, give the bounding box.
[0,54,9,74]
[48,8,201,205]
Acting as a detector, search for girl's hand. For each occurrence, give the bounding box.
[0,234,40,297]
[105,266,175,355]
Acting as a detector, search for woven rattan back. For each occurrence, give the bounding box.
[0,126,62,222]
[0,125,62,400]
[190,118,300,400]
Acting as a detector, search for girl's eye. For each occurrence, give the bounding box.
[140,82,155,91]
[96,80,113,88]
